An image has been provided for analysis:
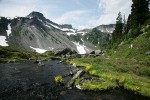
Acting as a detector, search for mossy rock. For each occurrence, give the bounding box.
[54,75,65,85]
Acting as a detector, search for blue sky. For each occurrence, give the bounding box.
[0,0,132,29]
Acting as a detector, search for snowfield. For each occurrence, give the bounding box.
[73,42,87,54]
[66,32,78,35]
[77,31,87,35]
[30,46,47,53]
[0,36,9,46]
[6,24,11,36]
[61,28,76,33]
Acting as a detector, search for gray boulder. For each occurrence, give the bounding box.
[145,51,150,55]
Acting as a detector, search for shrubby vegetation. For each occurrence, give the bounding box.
[83,28,110,49]
[68,34,83,44]
[108,0,149,49]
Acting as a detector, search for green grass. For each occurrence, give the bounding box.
[68,28,150,97]
[69,57,150,97]
[0,46,52,63]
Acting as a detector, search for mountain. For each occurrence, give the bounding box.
[0,11,115,54]
[96,24,115,33]
[83,28,110,49]
[0,11,96,54]
[66,24,115,49]
[65,26,112,50]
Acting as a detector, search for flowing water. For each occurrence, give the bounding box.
[0,60,149,100]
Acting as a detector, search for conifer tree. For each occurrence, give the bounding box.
[125,0,149,38]
[112,12,123,43]
[130,0,149,28]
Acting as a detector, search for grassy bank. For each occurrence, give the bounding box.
[0,46,51,63]
[69,57,150,97]
[68,31,150,97]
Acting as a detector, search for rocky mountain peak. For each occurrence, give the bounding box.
[27,11,46,20]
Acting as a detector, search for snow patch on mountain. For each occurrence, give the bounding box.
[30,46,47,53]
[73,42,87,54]
[28,17,33,19]
[61,28,76,32]
[46,22,60,29]
[49,47,54,50]
[96,24,115,33]
[45,24,51,28]
[0,36,8,46]
[37,18,43,22]
[6,24,11,37]
[77,31,87,35]
[66,32,78,35]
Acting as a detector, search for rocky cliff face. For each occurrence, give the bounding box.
[8,13,77,52]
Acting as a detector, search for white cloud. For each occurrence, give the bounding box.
[77,25,92,30]
[98,0,132,14]
[90,0,132,26]
[0,0,54,18]
[0,0,132,29]
[89,13,117,26]
[0,0,37,18]
[0,6,35,18]
[53,10,89,24]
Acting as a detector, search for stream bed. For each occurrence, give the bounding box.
[0,60,149,100]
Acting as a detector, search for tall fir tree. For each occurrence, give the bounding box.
[130,0,149,28]
[125,0,149,38]
[112,12,123,43]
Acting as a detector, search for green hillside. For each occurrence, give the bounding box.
[68,0,150,97]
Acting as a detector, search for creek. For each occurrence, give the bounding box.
[0,60,149,100]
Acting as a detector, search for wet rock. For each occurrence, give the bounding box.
[76,85,82,90]
[59,61,63,63]
[67,70,84,88]
[90,50,102,55]
[90,51,95,54]
[50,57,61,60]
[29,58,35,60]
[72,63,76,67]
[60,91,66,95]
[37,61,45,66]
[34,60,40,63]
[73,54,82,58]
[72,70,84,80]
[54,48,72,56]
